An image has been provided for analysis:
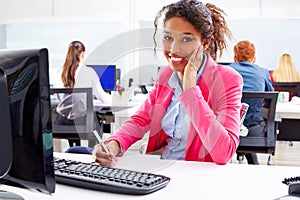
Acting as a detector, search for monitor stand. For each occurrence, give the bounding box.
[0,190,24,200]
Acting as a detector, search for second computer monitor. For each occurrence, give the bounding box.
[88,65,116,92]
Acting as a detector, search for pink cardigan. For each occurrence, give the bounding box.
[108,55,243,164]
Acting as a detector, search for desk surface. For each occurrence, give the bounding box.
[276,101,300,119]
[51,93,146,113]
[1,152,298,200]
[92,93,146,113]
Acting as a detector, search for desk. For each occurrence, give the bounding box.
[89,94,146,126]
[94,98,142,113]
[95,94,146,136]
[113,106,148,151]
[114,106,140,130]
[276,102,300,141]
[51,93,146,113]
[276,102,300,119]
[0,152,298,200]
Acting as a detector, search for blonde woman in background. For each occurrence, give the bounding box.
[270,53,300,82]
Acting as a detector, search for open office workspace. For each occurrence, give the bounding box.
[1,0,300,199]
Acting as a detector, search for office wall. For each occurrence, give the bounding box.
[0,0,53,21]
[222,19,300,69]
[4,21,128,86]
[0,25,6,48]
[0,0,132,22]
[0,0,133,86]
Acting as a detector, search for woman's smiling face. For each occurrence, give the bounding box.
[163,17,202,74]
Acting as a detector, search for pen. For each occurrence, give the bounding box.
[92,130,116,165]
[102,142,116,165]
[101,142,110,154]
[92,130,110,153]
[92,130,102,144]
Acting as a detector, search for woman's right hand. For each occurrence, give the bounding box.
[93,140,120,167]
[183,46,203,91]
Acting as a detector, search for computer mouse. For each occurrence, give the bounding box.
[0,190,24,200]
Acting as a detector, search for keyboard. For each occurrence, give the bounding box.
[54,157,171,195]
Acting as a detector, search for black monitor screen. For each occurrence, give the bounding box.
[0,48,55,195]
[88,65,116,92]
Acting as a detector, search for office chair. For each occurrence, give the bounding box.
[50,88,102,148]
[236,91,279,165]
[272,82,300,101]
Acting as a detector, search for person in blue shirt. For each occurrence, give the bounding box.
[230,40,274,165]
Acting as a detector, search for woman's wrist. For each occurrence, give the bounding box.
[107,140,123,156]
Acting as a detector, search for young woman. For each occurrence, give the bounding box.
[61,40,111,103]
[270,53,300,82]
[94,0,243,166]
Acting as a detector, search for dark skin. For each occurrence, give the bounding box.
[162,17,207,91]
[93,17,209,167]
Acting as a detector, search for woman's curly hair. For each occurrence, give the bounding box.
[153,0,232,61]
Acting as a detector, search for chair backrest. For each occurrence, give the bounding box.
[237,91,279,155]
[272,82,300,101]
[50,88,101,147]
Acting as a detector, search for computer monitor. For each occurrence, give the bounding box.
[88,65,116,92]
[0,48,55,198]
